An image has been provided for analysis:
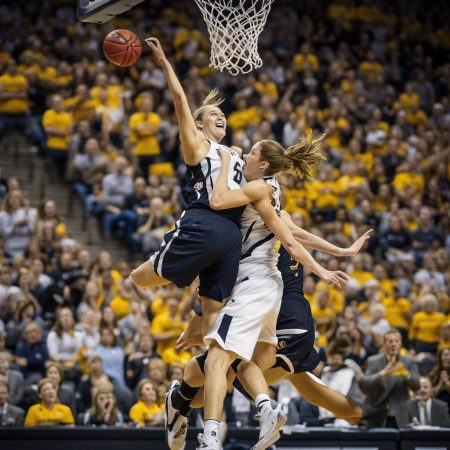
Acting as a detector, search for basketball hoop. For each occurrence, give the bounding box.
[194,0,274,76]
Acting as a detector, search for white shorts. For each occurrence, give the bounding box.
[204,275,283,361]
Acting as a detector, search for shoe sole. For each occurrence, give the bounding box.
[251,411,287,450]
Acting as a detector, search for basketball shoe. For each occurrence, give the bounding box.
[164,380,188,450]
[251,403,287,450]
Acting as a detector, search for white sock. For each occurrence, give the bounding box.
[204,419,220,441]
[255,394,271,412]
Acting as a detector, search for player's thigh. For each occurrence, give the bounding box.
[252,341,277,372]
[130,260,169,287]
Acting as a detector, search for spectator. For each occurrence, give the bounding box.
[46,307,83,384]
[15,321,49,384]
[359,329,420,427]
[147,357,168,406]
[0,351,24,406]
[42,94,73,179]
[429,347,450,413]
[0,380,25,426]
[407,377,450,427]
[128,94,162,176]
[129,379,163,427]
[99,156,133,238]
[24,378,74,427]
[0,190,37,259]
[81,383,124,427]
[126,333,159,390]
[409,294,446,355]
[94,327,125,386]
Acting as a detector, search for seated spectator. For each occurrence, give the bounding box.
[15,321,49,384]
[358,329,420,427]
[81,383,124,427]
[72,137,108,214]
[379,215,412,264]
[131,196,174,254]
[99,156,133,238]
[407,377,450,427]
[126,333,159,390]
[24,378,74,427]
[319,338,364,426]
[0,380,25,426]
[129,379,163,427]
[411,207,444,263]
[0,351,24,406]
[409,294,446,355]
[95,327,125,386]
[46,307,83,384]
[0,190,37,260]
[76,354,132,415]
[288,396,321,427]
[151,296,187,366]
[147,357,168,406]
[45,363,76,415]
[429,347,450,413]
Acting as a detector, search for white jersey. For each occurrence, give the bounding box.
[184,140,245,226]
[237,176,282,279]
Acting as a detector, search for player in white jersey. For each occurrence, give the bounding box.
[196,135,349,450]
[130,38,247,340]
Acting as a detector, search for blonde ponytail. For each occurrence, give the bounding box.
[284,132,326,180]
[193,88,225,122]
[259,132,326,179]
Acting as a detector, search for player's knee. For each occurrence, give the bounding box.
[205,345,230,374]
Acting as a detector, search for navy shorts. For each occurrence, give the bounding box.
[150,208,242,301]
[274,328,320,374]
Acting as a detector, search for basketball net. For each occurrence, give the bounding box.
[194,0,274,75]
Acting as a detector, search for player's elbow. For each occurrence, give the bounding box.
[210,196,224,210]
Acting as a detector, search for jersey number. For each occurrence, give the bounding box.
[233,162,243,184]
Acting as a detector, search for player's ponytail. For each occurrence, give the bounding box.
[259,132,326,180]
[193,88,225,123]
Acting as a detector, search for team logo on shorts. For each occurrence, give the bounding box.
[194,182,203,191]
[277,340,286,350]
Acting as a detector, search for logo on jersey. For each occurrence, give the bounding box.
[277,340,286,350]
[194,181,203,200]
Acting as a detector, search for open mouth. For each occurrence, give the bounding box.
[215,121,225,129]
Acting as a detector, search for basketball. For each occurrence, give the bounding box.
[103,29,142,67]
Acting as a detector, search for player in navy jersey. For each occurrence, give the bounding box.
[131,37,247,339]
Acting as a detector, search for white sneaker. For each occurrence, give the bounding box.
[165,380,187,450]
[196,432,221,450]
[251,404,287,450]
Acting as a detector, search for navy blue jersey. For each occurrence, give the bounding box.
[276,244,314,334]
[185,140,245,227]
[277,244,304,297]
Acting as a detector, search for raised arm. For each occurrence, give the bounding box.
[280,210,373,257]
[145,37,208,165]
[254,198,349,288]
[210,148,269,209]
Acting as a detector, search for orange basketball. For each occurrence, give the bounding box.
[103,29,142,67]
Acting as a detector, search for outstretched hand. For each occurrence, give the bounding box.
[145,37,166,64]
[321,269,350,289]
[345,229,373,256]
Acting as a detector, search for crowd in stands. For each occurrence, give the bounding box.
[0,0,449,429]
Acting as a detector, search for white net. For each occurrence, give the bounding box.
[194,0,274,75]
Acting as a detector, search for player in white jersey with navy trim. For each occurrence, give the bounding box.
[131,38,246,340]
[196,135,349,450]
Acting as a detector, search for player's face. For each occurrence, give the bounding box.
[243,143,266,181]
[201,106,226,142]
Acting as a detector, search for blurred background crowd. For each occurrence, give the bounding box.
[0,0,449,429]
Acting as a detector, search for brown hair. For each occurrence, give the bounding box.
[137,378,159,403]
[37,377,55,396]
[90,383,119,426]
[193,88,225,123]
[327,337,351,357]
[53,307,75,338]
[259,132,326,180]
